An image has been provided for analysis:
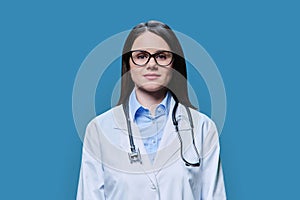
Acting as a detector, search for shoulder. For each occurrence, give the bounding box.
[90,105,124,124]
[83,105,125,144]
[87,105,124,129]
[181,105,217,132]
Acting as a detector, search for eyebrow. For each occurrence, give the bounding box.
[131,49,171,53]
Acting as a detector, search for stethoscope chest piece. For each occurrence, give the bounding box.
[128,148,142,164]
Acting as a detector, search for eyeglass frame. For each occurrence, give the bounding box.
[129,50,174,67]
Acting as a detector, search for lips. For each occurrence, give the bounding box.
[143,74,161,80]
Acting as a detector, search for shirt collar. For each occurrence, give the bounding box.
[129,89,171,121]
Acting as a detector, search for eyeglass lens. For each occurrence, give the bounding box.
[131,51,173,66]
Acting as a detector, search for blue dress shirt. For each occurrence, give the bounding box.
[129,89,171,163]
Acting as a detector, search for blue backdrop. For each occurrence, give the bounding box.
[1,0,299,199]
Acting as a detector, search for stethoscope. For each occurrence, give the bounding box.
[122,91,201,167]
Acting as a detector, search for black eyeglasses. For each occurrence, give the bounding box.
[130,50,174,67]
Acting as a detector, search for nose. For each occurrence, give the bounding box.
[146,57,158,70]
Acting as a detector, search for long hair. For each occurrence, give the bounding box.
[117,20,195,108]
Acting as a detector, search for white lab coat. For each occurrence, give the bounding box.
[77,98,226,200]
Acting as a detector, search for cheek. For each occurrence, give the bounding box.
[129,68,142,84]
[164,68,173,82]
[130,69,138,82]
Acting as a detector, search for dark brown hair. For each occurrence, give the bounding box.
[117,20,195,108]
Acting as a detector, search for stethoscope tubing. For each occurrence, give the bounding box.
[123,91,201,167]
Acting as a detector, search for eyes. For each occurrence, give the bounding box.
[130,50,174,67]
[135,53,147,60]
[135,52,169,61]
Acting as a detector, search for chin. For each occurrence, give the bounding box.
[138,84,166,93]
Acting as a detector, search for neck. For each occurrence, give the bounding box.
[135,87,167,115]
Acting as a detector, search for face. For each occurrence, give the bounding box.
[129,31,173,93]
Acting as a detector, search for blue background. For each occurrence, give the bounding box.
[1,0,299,199]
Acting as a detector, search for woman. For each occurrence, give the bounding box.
[77,20,226,200]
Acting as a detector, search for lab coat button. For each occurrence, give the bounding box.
[151,185,156,190]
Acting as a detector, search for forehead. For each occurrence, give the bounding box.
[131,31,170,51]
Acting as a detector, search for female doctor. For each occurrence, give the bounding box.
[77,20,226,200]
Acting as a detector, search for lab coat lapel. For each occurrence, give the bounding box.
[111,105,152,166]
[111,105,127,130]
